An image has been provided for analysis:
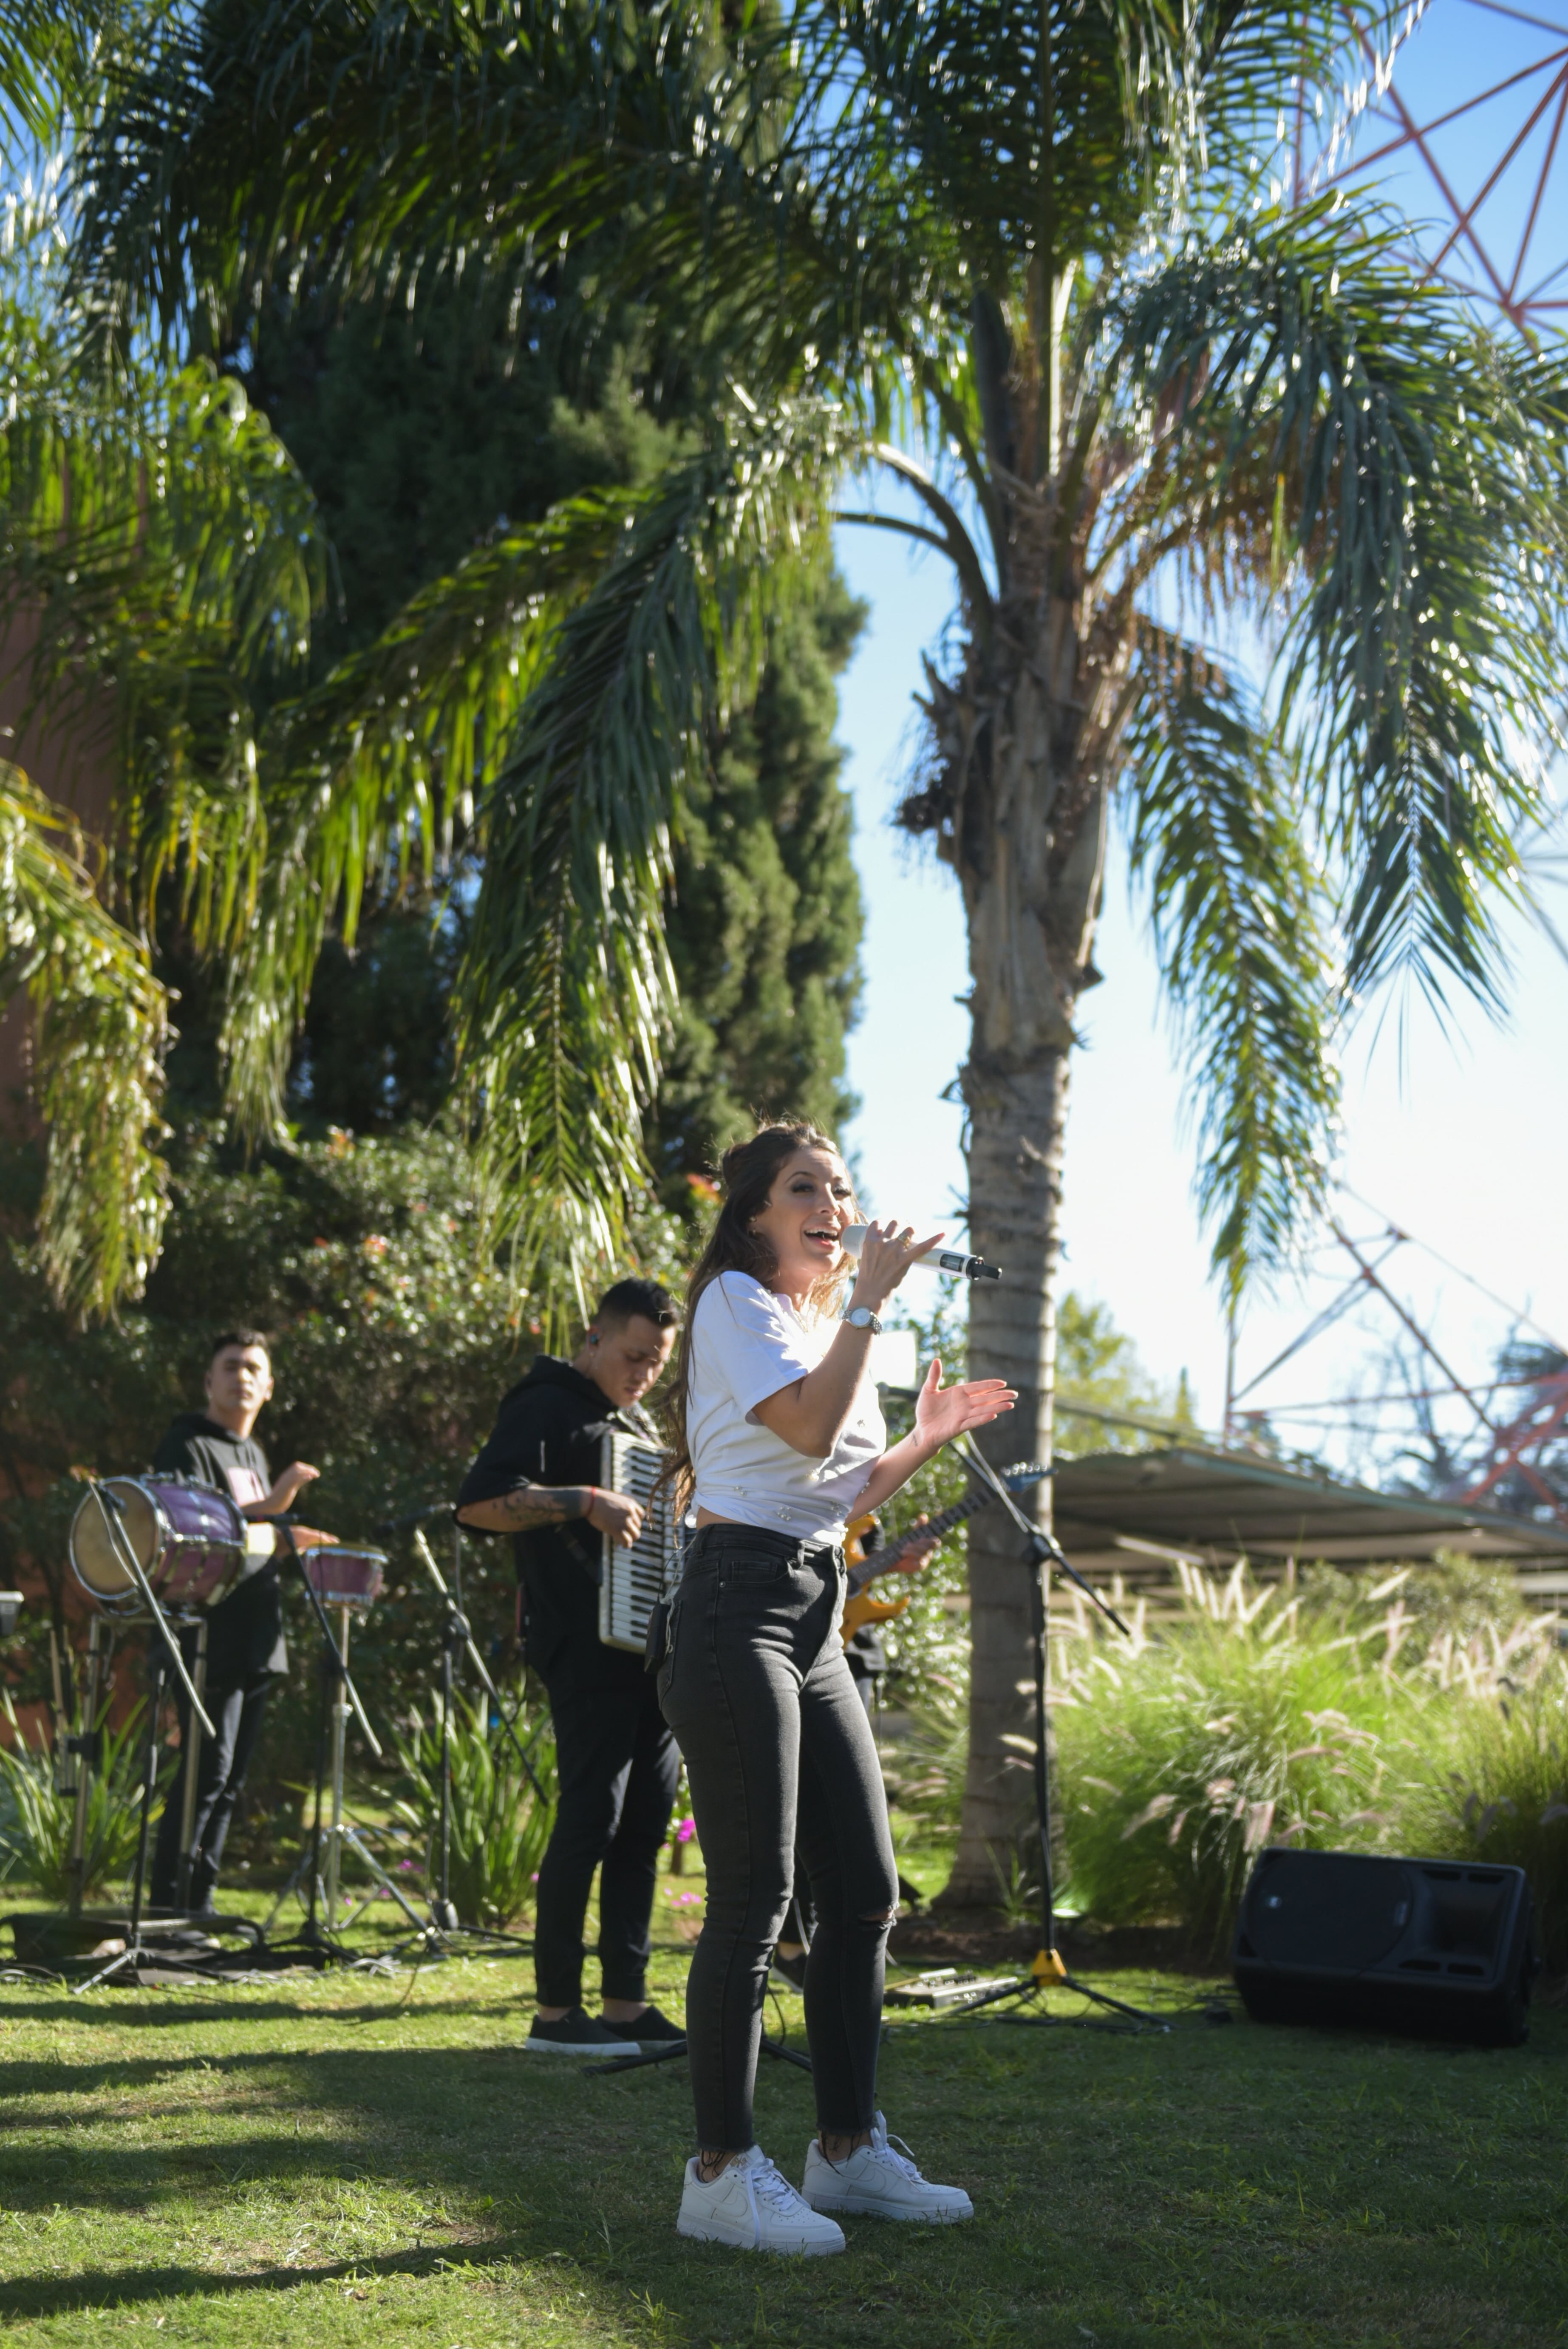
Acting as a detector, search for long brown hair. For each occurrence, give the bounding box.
[661,1120,856,1498]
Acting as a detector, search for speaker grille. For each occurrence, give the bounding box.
[1246,1852,1413,1972]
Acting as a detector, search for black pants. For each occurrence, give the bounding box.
[150,1676,273,1910]
[534,1666,680,2007]
[659,1525,898,2151]
[788,1660,875,1947]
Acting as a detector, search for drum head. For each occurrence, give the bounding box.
[303,1546,386,1609]
[69,1478,157,1600]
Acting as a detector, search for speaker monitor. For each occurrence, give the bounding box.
[1233,1847,1535,2047]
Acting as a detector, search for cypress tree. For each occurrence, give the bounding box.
[230,289,864,1172]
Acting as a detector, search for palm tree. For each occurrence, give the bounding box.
[0,6,327,1317]
[68,0,1568,1898]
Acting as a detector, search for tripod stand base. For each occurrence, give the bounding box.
[1032,1947,1069,1984]
[10,1908,261,1973]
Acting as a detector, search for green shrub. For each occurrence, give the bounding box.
[1055,1565,1414,1957]
[1393,1640,1568,1972]
[880,1667,969,1845]
[0,1692,164,1902]
[392,1694,557,1927]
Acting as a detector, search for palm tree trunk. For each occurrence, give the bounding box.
[926,610,1109,1908]
[939,1046,1070,1905]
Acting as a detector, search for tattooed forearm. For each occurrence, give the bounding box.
[457,1484,591,1534]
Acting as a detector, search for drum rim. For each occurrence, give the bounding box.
[69,1473,248,1613]
[69,1474,170,1610]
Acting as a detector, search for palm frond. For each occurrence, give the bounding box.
[0,2,164,163]
[0,763,169,1317]
[219,394,843,1325]
[457,397,843,1327]
[0,231,326,943]
[1122,635,1340,1303]
[1104,202,1568,1010]
[217,485,639,1139]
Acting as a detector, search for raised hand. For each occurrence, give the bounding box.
[256,1460,320,1516]
[911,1356,1016,1452]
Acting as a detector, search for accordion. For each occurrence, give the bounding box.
[597,1430,680,1653]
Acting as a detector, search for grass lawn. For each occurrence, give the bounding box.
[0,1865,1565,2349]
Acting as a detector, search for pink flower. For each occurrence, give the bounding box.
[675,1816,696,1843]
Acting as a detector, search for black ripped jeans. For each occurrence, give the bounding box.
[658,1524,899,2151]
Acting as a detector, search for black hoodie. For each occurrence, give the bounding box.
[456,1355,656,1686]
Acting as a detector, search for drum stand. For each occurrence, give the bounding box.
[62,1612,112,1920]
[72,1610,252,1993]
[67,1482,250,1992]
[263,1535,431,1956]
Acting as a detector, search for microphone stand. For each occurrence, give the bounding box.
[403,1527,539,1950]
[411,1529,549,1805]
[954,1436,1157,2028]
[275,1520,383,1760]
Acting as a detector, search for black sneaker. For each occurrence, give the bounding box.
[770,1947,808,1991]
[526,2006,641,2055]
[625,2002,685,2044]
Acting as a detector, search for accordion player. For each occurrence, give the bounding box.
[454,1279,687,2052]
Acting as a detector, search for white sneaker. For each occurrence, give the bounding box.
[802,2114,974,2223]
[678,2145,846,2254]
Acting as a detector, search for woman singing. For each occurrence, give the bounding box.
[659,1121,1015,2253]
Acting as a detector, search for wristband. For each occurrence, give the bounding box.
[584,1486,597,1518]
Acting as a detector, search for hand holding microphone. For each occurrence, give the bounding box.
[844,1219,950,1313]
[841,1223,1002,1291]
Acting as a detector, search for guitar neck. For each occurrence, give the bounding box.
[846,1489,988,1598]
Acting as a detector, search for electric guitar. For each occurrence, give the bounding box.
[840,1463,1051,1646]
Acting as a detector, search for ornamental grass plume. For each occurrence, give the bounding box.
[1393,1627,1568,1973]
[1054,1564,1415,1959]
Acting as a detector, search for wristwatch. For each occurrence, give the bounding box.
[843,1304,883,1334]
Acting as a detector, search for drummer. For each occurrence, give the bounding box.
[149,1329,326,1916]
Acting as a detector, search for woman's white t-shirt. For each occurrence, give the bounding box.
[686,1271,885,1545]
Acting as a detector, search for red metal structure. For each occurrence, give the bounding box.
[1452,1372,1568,1520]
[1291,0,1568,339]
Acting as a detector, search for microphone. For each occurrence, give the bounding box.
[840,1225,1002,1282]
[373,1499,455,1538]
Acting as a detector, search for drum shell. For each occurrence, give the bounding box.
[303,1547,386,1612]
[69,1476,250,1616]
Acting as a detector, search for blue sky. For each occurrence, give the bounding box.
[833,0,1568,1480]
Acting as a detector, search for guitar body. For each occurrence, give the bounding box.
[841,1514,892,1649]
[840,1589,911,1645]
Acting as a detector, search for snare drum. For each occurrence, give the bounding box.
[303,1546,386,1613]
[69,1476,251,1616]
